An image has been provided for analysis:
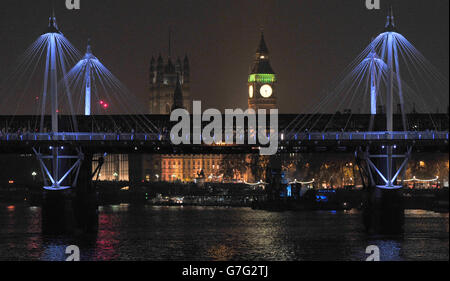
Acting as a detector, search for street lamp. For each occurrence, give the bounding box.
[31,171,37,182]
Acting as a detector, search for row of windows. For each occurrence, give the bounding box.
[94,154,129,181]
[162,166,220,172]
[162,160,220,167]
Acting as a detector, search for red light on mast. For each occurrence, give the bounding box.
[100,100,109,109]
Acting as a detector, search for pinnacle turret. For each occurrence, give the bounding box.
[150,57,155,71]
[171,74,184,111]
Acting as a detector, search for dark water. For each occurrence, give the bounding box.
[0,204,448,261]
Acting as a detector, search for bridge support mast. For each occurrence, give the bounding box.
[50,34,58,133]
[36,11,97,235]
[84,40,92,116]
[35,13,84,191]
[359,6,410,235]
[370,60,377,115]
[369,39,378,115]
[85,60,91,115]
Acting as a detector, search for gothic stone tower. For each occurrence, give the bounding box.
[248,32,277,110]
[149,55,192,114]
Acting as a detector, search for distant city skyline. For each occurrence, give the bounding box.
[0,0,448,113]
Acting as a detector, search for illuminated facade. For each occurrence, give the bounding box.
[129,154,253,183]
[94,154,129,181]
[159,154,223,182]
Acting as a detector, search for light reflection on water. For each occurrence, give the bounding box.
[0,204,448,261]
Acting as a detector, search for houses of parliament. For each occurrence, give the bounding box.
[148,54,193,114]
[96,32,277,183]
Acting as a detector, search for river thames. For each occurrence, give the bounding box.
[0,204,447,261]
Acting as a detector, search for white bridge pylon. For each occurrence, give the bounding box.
[359,6,414,190]
[360,145,412,190]
[33,10,84,191]
[33,147,84,191]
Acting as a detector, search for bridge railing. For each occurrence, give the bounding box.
[0,131,448,142]
[285,131,449,141]
[0,132,162,142]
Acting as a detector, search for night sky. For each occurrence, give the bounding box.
[0,0,448,113]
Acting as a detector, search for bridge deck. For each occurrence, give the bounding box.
[0,131,448,154]
[0,131,448,141]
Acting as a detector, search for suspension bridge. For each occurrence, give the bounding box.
[0,5,448,235]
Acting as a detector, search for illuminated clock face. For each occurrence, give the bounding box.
[260,84,273,98]
[249,85,254,98]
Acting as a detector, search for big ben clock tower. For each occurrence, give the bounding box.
[248,32,277,110]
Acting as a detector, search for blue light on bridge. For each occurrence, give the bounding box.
[316,195,329,203]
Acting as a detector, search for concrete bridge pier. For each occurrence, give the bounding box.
[364,184,404,235]
[73,153,98,235]
[360,145,406,236]
[266,154,284,201]
[41,189,76,235]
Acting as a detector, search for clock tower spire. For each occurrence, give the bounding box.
[248,31,277,110]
